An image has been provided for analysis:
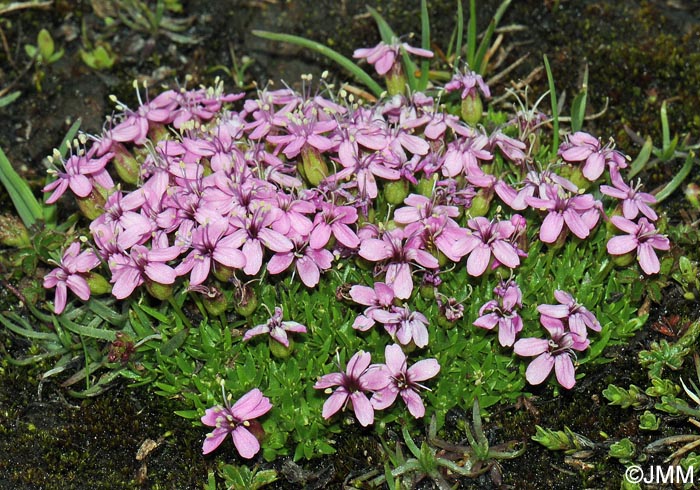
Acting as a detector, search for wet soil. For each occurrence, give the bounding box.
[1,0,700,489]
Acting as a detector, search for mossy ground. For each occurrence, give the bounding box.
[1,1,699,488]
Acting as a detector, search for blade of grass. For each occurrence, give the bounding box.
[466,0,477,67]
[0,146,43,227]
[543,54,560,159]
[474,0,512,73]
[252,31,383,97]
[628,137,653,179]
[454,0,463,67]
[570,64,588,133]
[418,0,431,91]
[654,151,696,203]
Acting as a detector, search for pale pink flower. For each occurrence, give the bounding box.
[243,306,306,347]
[44,242,100,314]
[607,216,670,275]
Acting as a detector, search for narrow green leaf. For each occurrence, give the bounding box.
[654,151,696,203]
[0,145,43,227]
[474,19,496,74]
[466,0,477,67]
[570,64,588,133]
[543,55,560,158]
[418,0,431,91]
[55,315,117,341]
[57,118,82,158]
[0,91,21,109]
[628,137,653,178]
[252,31,383,97]
[661,101,670,153]
[0,313,57,340]
[160,327,189,356]
[454,0,464,67]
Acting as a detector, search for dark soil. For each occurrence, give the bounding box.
[1,0,700,489]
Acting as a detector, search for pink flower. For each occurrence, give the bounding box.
[353,41,433,76]
[373,305,430,348]
[473,280,524,347]
[359,228,438,299]
[243,306,306,347]
[444,69,490,100]
[349,282,396,331]
[267,236,333,288]
[455,217,520,276]
[43,146,114,204]
[600,173,657,221]
[109,243,180,299]
[537,290,601,340]
[558,131,626,181]
[513,316,589,389]
[607,216,670,275]
[44,242,100,314]
[201,388,272,458]
[526,183,600,243]
[371,344,440,418]
[314,351,388,426]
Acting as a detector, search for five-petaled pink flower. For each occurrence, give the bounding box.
[607,216,671,275]
[201,388,272,458]
[313,351,388,426]
[537,290,601,340]
[513,316,589,389]
[353,41,433,76]
[456,217,521,276]
[44,242,100,314]
[243,306,307,347]
[371,344,440,418]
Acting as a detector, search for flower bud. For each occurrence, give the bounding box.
[212,264,234,283]
[234,283,258,317]
[76,188,106,220]
[0,214,30,247]
[415,174,438,197]
[612,251,635,268]
[383,179,409,205]
[203,288,228,316]
[385,63,406,96]
[86,272,111,295]
[112,143,141,185]
[300,147,329,186]
[461,94,483,126]
[466,190,492,217]
[145,280,173,301]
[269,336,294,359]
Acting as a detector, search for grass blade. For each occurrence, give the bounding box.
[252,30,383,97]
[543,55,560,159]
[654,151,696,203]
[570,64,588,133]
[628,137,653,179]
[466,0,477,68]
[0,146,43,227]
[418,0,431,91]
[454,0,464,67]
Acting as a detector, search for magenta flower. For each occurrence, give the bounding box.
[109,244,180,299]
[314,351,388,426]
[537,290,601,340]
[267,237,333,288]
[455,217,520,276]
[371,344,440,418]
[607,216,671,275]
[267,114,337,159]
[513,316,589,389]
[526,183,600,243]
[444,69,490,100]
[44,242,100,314]
[558,131,626,181]
[441,133,493,178]
[473,280,524,347]
[600,174,657,221]
[349,282,396,331]
[353,41,433,76]
[176,218,246,286]
[373,305,430,348]
[359,228,438,299]
[43,146,114,203]
[310,202,360,250]
[243,306,307,347]
[201,388,272,458]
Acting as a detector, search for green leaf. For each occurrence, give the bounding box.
[55,314,117,341]
[543,55,559,159]
[628,137,653,179]
[570,64,588,133]
[37,29,55,60]
[418,0,430,91]
[454,0,463,67]
[0,91,21,109]
[252,31,383,97]
[0,145,44,227]
[160,328,189,356]
[654,151,696,203]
